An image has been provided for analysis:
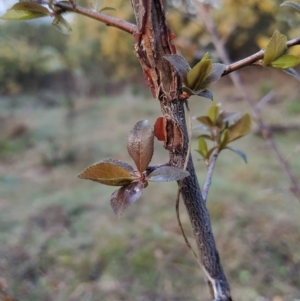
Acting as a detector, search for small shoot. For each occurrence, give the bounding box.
[164,53,226,100]
[78,120,189,217]
[262,29,300,80]
[195,102,251,164]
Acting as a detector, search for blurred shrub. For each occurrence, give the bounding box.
[1,0,300,96]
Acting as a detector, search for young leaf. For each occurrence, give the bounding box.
[147,166,189,182]
[219,129,230,150]
[127,120,154,173]
[164,54,191,79]
[185,53,212,91]
[283,68,300,81]
[78,158,135,186]
[196,116,215,128]
[228,113,251,142]
[0,2,50,20]
[205,63,226,84]
[52,16,72,34]
[197,137,208,158]
[270,54,300,69]
[226,146,248,163]
[154,117,166,142]
[197,89,214,100]
[110,181,144,217]
[281,1,300,13]
[264,30,287,66]
[197,134,214,141]
[206,103,220,125]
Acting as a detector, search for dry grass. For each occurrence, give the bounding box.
[0,71,300,301]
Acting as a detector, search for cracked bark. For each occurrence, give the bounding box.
[130,0,232,300]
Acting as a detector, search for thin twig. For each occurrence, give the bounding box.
[195,2,300,201]
[54,1,137,34]
[255,90,276,111]
[175,189,200,262]
[223,37,300,76]
[202,148,219,202]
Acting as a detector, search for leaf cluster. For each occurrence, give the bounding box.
[261,0,300,79]
[78,120,189,217]
[0,0,117,34]
[164,53,225,100]
[195,103,251,163]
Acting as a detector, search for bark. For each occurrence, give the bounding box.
[130,0,232,300]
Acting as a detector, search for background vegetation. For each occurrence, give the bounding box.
[0,1,300,300]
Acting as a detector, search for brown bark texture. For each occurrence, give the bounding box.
[130,1,232,300]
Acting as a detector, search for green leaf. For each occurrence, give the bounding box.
[185,53,212,91]
[219,129,230,150]
[196,116,215,128]
[1,2,50,20]
[226,146,248,163]
[110,181,144,217]
[147,166,189,182]
[271,54,300,69]
[197,134,214,141]
[228,113,251,142]
[52,16,72,34]
[264,30,287,66]
[164,54,191,79]
[127,120,154,174]
[206,103,220,125]
[281,1,300,13]
[283,68,300,81]
[197,137,208,158]
[78,158,135,186]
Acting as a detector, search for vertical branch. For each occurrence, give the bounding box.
[131,1,232,300]
[195,2,300,201]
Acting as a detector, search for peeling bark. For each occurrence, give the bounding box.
[130,1,232,300]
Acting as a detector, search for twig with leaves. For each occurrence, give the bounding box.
[2,0,300,300]
[194,1,300,201]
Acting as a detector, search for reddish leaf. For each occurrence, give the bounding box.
[110,181,144,217]
[127,120,154,173]
[147,166,189,182]
[154,117,166,141]
[78,158,135,186]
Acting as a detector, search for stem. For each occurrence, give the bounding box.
[54,1,137,34]
[129,1,232,299]
[223,36,300,76]
[195,2,300,201]
[202,148,219,203]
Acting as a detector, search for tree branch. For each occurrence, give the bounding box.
[195,2,300,202]
[54,1,137,34]
[130,1,232,300]
[202,148,219,203]
[223,37,300,76]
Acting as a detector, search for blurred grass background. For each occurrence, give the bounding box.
[0,1,300,301]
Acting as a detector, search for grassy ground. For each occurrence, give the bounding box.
[0,70,300,301]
